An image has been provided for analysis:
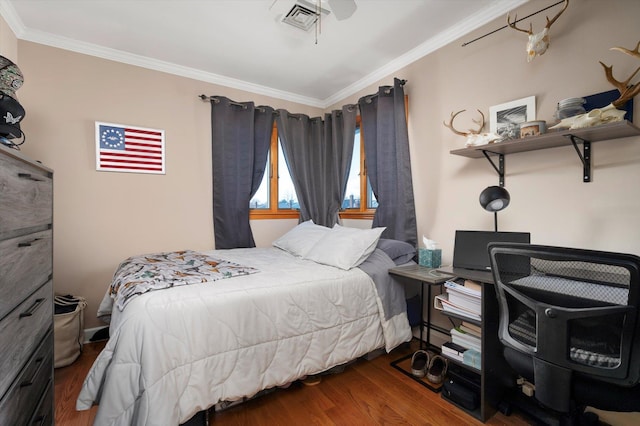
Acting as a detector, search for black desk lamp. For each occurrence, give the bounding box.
[479,185,510,232]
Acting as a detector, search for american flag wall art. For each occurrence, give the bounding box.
[95,122,165,174]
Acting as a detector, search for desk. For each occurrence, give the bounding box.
[388,264,453,391]
[437,266,494,284]
[389,264,453,348]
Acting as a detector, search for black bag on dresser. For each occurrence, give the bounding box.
[443,377,479,410]
[54,294,87,368]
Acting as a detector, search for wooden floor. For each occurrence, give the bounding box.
[55,340,534,425]
[54,341,105,425]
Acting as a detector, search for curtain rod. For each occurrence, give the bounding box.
[200,94,274,112]
[362,79,407,103]
[461,0,564,47]
[198,94,357,115]
[200,78,405,108]
[199,94,248,109]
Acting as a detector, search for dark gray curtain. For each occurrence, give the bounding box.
[358,78,417,247]
[276,105,357,227]
[210,96,274,248]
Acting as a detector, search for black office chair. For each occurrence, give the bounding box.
[488,243,640,424]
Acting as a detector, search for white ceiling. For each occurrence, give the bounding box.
[1,0,529,107]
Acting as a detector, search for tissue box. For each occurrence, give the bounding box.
[418,248,441,268]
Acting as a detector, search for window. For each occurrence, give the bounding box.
[340,117,376,220]
[250,118,375,220]
[250,125,299,219]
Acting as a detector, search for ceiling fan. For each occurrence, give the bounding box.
[325,0,357,21]
[274,0,358,32]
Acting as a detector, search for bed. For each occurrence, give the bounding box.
[76,222,415,425]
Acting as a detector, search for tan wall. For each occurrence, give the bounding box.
[0,13,17,62]
[331,0,640,262]
[16,43,320,328]
[11,0,640,330]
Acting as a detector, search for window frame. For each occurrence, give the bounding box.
[249,124,300,220]
[250,101,405,221]
[338,115,375,220]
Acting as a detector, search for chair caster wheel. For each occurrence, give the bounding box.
[498,401,513,416]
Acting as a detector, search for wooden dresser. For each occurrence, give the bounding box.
[0,144,54,425]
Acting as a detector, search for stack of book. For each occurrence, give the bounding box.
[441,341,467,362]
[434,279,482,321]
[451,325,481,352]
[442,322,483,369]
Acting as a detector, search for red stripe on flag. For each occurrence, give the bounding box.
[100,157,162,165]
[123,149,162,158]
[125,141,163,149]
[125,135,163,143]
[100,164,163,172]
[125,128,162,136]
[101,152,161,160]
[101,158,162,166]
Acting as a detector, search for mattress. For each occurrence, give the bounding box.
[77,247,411,425]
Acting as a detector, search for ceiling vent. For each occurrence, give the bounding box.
[282,1,330,31]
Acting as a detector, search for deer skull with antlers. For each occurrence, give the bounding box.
[443,110,502,147]
[551,40,640,130]
[507,0,569,62]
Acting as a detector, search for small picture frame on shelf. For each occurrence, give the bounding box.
[490,96,536,139]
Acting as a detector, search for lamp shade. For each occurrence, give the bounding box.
[479,185,510,212]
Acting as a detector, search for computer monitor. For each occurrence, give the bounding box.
[453,230,530,271]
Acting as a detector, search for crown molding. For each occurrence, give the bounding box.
[0,0,25,38]
[1,0,528,109]
[322,0,529,107]
[17,28,326,108]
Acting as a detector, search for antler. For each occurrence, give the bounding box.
[599,40,640,109]
[507,0,569,35]
[506,13,532,35]
[443,110,485,136]
[545,0,570,30]
[611,40,640,59]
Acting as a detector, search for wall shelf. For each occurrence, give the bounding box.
[449,121,640,183]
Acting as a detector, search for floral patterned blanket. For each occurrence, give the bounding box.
[109,250,260,311]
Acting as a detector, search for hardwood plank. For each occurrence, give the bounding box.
[54,341,105,425]
[210,341,530,426]
[53,340,533,425]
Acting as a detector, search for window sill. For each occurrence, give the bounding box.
[250,210,300,220]
[339,211,375,221]
[249,210,375,220]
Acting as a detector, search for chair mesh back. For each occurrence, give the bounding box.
[489,244,640,386]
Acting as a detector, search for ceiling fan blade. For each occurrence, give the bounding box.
[327,0,357,20]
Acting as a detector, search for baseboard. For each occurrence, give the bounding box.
[84,326,109,344]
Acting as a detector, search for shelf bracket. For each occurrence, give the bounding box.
[481,151,505,186]
[564,134,591,183]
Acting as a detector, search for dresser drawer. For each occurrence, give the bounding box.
[0,152,53,236]
[0,230,52,321]
[29,380,53,426]
[0,331,53,426]
[0,282,52,399]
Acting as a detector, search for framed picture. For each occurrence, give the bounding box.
[490,96,536,139]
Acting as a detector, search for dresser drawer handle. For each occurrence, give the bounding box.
[19,298,46,318]
[18,172,45,182]
[20,357,45,388]
[18,238,42,247]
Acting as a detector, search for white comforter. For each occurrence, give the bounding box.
[77,248,411,425]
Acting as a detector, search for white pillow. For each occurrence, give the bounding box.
[304,225,386,270]
[272,220,331,257]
